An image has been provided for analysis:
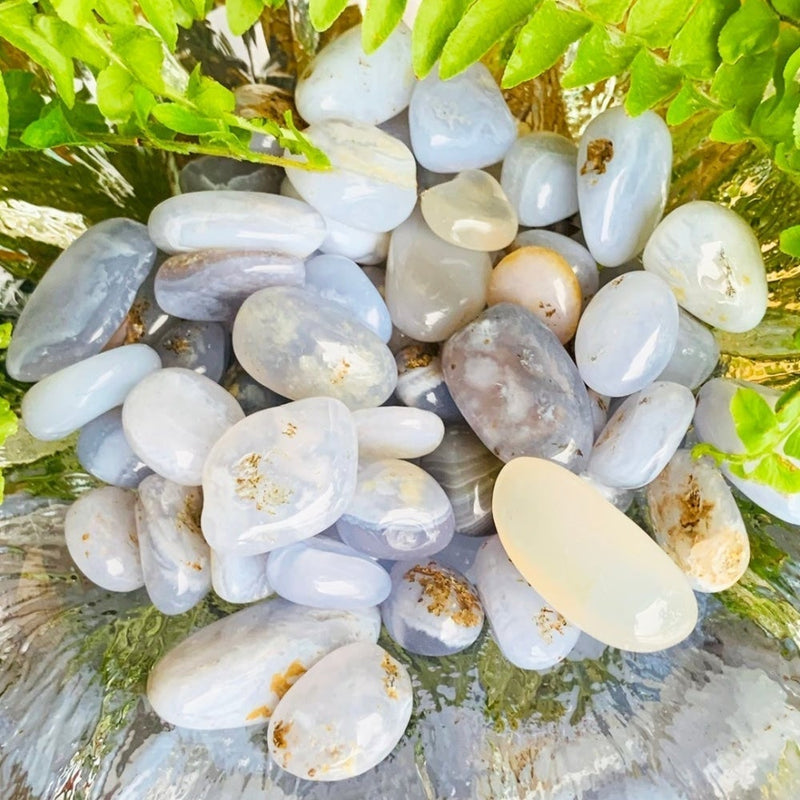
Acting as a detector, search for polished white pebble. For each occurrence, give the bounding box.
[352,406,444,460]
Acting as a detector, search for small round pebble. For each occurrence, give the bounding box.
[352,406,444,460]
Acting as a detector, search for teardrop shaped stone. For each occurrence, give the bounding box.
[420,170,518,251]
[501,132,578,227]
[210,549,273,604]
[7,219,156,381]
[202,397,358,555]
[395,344,463,422]
[492,458,698,652]
[285,120,417,233]
[233,286,397,410]
[295,24,414,125]
[353,406,444,460]
[643,201,768,333]
[656,309,719,390]
[409,63,517,173]
[152,319,229,382]
[386,209,492,342]
[179,156,283,194]
[148,191,326,256]
[577,107,672,267]
[442,303,594,469]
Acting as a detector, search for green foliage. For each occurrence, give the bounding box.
[362,0,407,53]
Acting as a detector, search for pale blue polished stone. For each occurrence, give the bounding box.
[305,254,392,342]
[210,549,272,604]
[153,319,229,382]
[7,218,156,381]
[656,309,720,390]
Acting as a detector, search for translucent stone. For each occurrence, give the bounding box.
[285,120,417,233]
[442,303,594,469]
[588,382,696,490]
[147,600,380,730]
[353,406,444,460]
[147,191,326,256]
[210,549,272,604]
[135,476,210,615]
[656,309,720,390]
[501,133,578,227]
[336,458,455,559]
[575,271,679,396]
[22,344,161,441]
[232,286,396,410]
[64,486,143,592]
[154,249,305,322]
[488,246,582,343]
[395,344,463,422]
[645,449,749,593]
[152,319,229,382]
[118,264,173,345]
[222,364,287,415]
[381,560,483,656]
[408,63,517,173]
[473,536,580,670]
[77,407,152,488]
[579,472,634,513]
[492,458,698,652]
[201,397,358,556]
[577,107,672,267]
[267,536,391,609]
[643,201,768,333]
[295,24,414,125]
[586,389,610,439]
[178,156,283,194]
[386,209,491,342]
[420,424,502,536]
[123,368,244,486]
[267,643,412,781]
[7,219,156,381]
[419,170,518,251]
[304,254,392,342]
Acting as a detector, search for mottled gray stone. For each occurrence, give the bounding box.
[153,319,230,382]
[394,344,462,422]
[179,156,283,194]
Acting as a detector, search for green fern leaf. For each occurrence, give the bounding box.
[669,0,739,80]
[625,49,681,115]
[717,0,779,65]
[309,0,349,31]
[561,24,639,89]
[362,0,407,54]
[626,0,697,49]
[412,0,471,78]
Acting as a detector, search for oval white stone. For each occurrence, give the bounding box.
[353,406,444,460]
[210,549,272,604]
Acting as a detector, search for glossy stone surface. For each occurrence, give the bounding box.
[267,536,391,609]
[295,24,414,125]
[146,600,380,730]
[21,344,161,441]
[77,407,152,488]
[579,472,634,513]
[285,120,417,233]
[493,458,698,652]
[267,642,412,781]
[210,549,272,604]
[135,476,210,615]
[442,303,594,468]
[575,271,679,396]
[122,368,244,486]
[646,449,749,593]
[154,249,305,322]
[64,487,143,592]
[643,201,768,333]
[233,286,396,410]
[656,309,720,390]
[178,156,283,194]
[147,191,326,256]
[337,458,455,560]
[7,218,156,381]
[588,382,696,489]
[152,319,229,382]
[473,536,580,670]
[222,364,287,416]
[577,107,672,266]
[353,406,444,460]
[304,254,392,342]
[386,210,491,342]
[420,170,517,251]
[420,424,501,537]
[395,344,463,422]
[501,133,578,227]
[488,246,582,343]
[586,389,611,440]
[118,265,173,345]
[202,397,358,555]
[408,63,517,173]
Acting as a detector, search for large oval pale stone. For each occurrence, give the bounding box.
[386,209,492,342]
[577,107,672,267]
[210,549,272,604]
[656,309,719,390]
[442,303,594,469]
[295,24,414,125]
[202,397,358,555]
[7,219,156,381]
[122,368,244,486]
[22,344,161,441]
[267,642,411,781]
[643,201,768,333]
[147,191,326,256]
[147,600,380,729]
[492,458,698,652]
[232,286,396,410]
[285,120,417,233]
[352,406,444,460]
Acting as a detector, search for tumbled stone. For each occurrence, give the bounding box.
[120,264,173,344]
[656,309,720,390]
[222,364,287,415]
[442,303,594,468]
[210,549,272,604]
[7,219,156,381]
[152,319,229,382]
[179,156,283,194]
[353,406,444,460]
[586,389,610,440]
[233,286,397,410]
[579,472,634,512]
[395,344,462,421]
